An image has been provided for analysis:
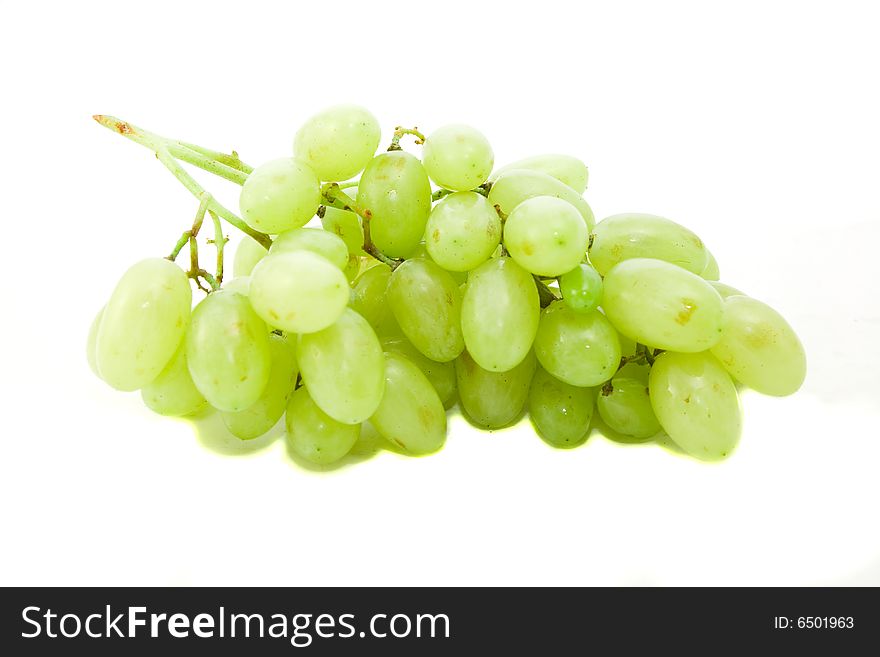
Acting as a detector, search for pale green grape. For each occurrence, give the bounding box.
[350,263,400,337]
[534,302,621,387]
[386,258,464,362]
[461,257,539,372]
[286,386,360,465]
[249,251,348,333]
[296,308,385,424]
[223,276,251,296]
[589,213,708,276]
[371,352,446,455]
[456,349,536,429]
[649,351,741,461]
[187,289,271,412]
[602,258,724,352]
[320,206,364,253]
[96,258,192,391]
[701,249,720,280]
[559,263,603,313]
[408,242,468,285]
[491,154,589,193]
[503,196,589,276]
[382,336,457,408]
[221,333,299,439]
[357,152,431,257]
[424,192,501,272]
[239,158,321,234]
[233,235,268,278]
[422,124,494,191]
[293,104,381,182]
[709,281,745,299]
[343,253,361,282]
[141,340,207,417]
[269,227,349,270]
[710,296,806,396]
[86,306,104,377]
[596,376,661,440]
[488,169,595,230]
[528,366,594,448]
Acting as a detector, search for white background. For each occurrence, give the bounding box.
[1,0,878,586]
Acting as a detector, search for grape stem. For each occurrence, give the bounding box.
[614,343,665,373]
[387,126,426,151]
[431,181,492,202]
[534,276,558,308]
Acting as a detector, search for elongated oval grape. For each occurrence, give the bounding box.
[141,340,207,417]
[649,351,741,461]
[249,251,348,333]
[286,387,360,465]
[710,296,806,396]
[424,192,501,272]
[589,213,708,276]
[461,257,539,372]
[221,334,299,439]
[504,196,589,276]
[186,290,271,412]
[350,263,400,337]
[320,206,364,254]
[559,263,603,313]
[534,302,621,387]
[96,258,192,391]
[382,336,457,408]
[456,349,536,429]
[371,352,446,455]
[357,152,431,257]
[386,258,464,362]
[233,235,268,278]
[528,366,594,448]
[86,306,104,377]
[700,249,720,280]
[422,124,494,191]
[492,154,589,194]
[709,281,745,299]
[488,169,595,230]
[239,158,321,234]
[602,258,724,352]
[293,104,381,181]
[296,308,385,424]
[269,227,349,270]
[597,376,661,440]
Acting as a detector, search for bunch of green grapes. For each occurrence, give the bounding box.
[88,105,806,466]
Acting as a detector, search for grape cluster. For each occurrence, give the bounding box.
[88,105,807,464]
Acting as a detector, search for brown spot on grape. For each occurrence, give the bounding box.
[432,228,441,242]
[683,395,691,404]
[269,310,280,320]
[418,406,435,428]
[240,375,248,382]
[675,299,697,325]
[522,241,535,256]
[744,324,776,349]
[446,292,454,305]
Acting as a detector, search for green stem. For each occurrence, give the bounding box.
[535,276,558,308]
[208,210,227,285]
[176,141,253,174]
[387,126,426,151]
[337,180,359,190]
[167,143,249,185]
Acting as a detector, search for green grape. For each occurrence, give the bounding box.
[709,281,745,299]
[461,257,539,372]
[357,152,431,257]
[239,158,321,234]
[96,258,192,391]
[350,263,400,337]
[503,196,589,276]
[528,366,594,448]
[221,333,299,439]
[602,258,724,352]
[382,336,457,408]
[223,275,251,296]
[710,296,806,396]
[296,308,385,424]
[187,289,271,412]
[86,306,104,377]
[249,251,348,333]
[293,104,381,182]
[533,302,621,387]
[320,206,364,254]
[386,258,464,362]
[371,352,446,455]
[424,192,501,272]
[559,263,603,313]
[343,253,361,282]
[597,376,661,440]
[649,351,741,461]
[488,169,595,230]
[422,124,494,191]
[408,242,468,285]
[617,334,639,361]
[701,249,720,280]
[456,349,536,429]
[233,235,268,278]
[491,154,589,194]
[269,227,349,270]
[589,213,708,276]
[141,340,207,417]
[286,386,360,465]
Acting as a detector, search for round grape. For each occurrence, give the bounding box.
[503,196,589,277]
[239,158,321,234]
[422,124,494,192]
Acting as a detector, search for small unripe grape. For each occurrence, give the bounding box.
[559,263,603,313]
